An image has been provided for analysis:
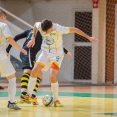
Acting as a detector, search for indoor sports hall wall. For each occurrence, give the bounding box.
[1,0,115,84]
[0,0,93,84]
[0,0,34,30]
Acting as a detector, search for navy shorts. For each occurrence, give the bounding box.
[20,49,36,70]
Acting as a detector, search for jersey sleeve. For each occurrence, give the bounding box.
[35,22,41,30]
[55,24,70,35]
[3,24,12,39]
[14,30,29,41]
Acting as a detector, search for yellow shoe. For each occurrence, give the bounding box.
[21,94,31,100]
[21,94,39,105]
[54,100,63,107]
[15,99,31,104]
[32,97,39,105]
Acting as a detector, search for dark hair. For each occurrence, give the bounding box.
[41,19,53,32]
[0,9,7,17]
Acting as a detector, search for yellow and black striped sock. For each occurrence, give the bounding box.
[32,77,41,97]
[21,72,30,95]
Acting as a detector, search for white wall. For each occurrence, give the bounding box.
[0,0,92,84]
[0,0,34,30]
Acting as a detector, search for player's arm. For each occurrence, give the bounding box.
[63,47,72,57]
[32,23,38,41]
[27,23,38,48]
[7,37,27,55]
[4,25,27,55]
[69,27,98,42]
[35,31,43,51]
[6,30,28,53]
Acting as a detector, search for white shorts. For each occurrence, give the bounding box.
[0,49,16,77]
[36,51,63,71]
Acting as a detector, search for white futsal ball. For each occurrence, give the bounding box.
[42,95,54,106]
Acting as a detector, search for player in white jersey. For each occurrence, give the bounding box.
[0,9,27,110]
[24,19,98,107]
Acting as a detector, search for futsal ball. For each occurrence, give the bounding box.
[42,95,54,107]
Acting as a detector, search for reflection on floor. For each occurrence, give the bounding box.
[0,86,117,117]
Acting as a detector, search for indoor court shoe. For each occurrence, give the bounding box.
[15,99,31,104]
[20,93,34,101]
[54,100,63,107]
[31,96,39,105]
[20,93,30,100]
[19,94,32,103]
[15,94,32,104]
[7,101,21,110]
[18,94,39,105]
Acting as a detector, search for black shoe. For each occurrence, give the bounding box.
[0,86,4,90]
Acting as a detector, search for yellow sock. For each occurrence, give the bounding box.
[21,72,30,94]
[32,77,41,97]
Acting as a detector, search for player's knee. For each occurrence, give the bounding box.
[50,72,57,82]
[31,66,40,77]
[50,77,57,83]
[50,72,56,78]
[6,73,16,80]
[31,69,38,77]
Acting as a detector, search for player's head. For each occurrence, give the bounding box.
[41,19,53,34]
[0,9,7,22]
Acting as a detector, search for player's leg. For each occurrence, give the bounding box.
[20,51,38,95]
[16,52,32,104]
[31,56,52,99]
[27,51,47,104]
[16,68,41,105]
[0,56,21,110]
[18,52,37,104]
[21,69,31,95]
[50,66,63,107]
[6,73,21,110]
[30,58,51,105]
[15,69,32,104]
[50,56,63,107]
[20,70,42,105]
[32,77,41,97]
[22,63,43,104]
[17,51,42,105]
[31,77,42,105]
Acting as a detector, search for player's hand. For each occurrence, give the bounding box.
[21,49,27,55]
[6,52,10,56]
[6,52,10,59]
[27,39,35,48]
[89,37,99,42]
[67,52,73,58]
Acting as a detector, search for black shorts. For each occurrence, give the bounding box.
[20,49,36,70]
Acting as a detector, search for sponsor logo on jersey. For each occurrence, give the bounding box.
[43,36,55,45]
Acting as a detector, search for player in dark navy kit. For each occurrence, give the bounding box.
[6,28,72,105]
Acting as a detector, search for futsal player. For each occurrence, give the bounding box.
[25,19,98,107]
[6,28,72,105]
[0,9,27,110]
